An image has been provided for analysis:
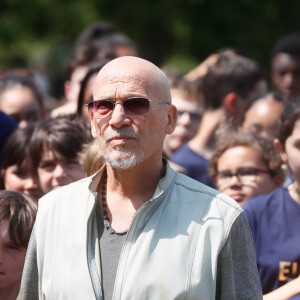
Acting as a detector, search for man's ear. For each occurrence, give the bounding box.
[165,105,177,134]
[274,138,288,164]
[223,93,238,116]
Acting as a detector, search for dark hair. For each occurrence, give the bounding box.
[66,26,137,80]
[216,46,250,58]
[272,33,300,59]
[0,190,37,248]
[77,60,109,114]
[74,21,118,47]
[0,124,35,189]
[74,21,136,53]
[30,115,93,169]
[278,96,300,146]
[202,54,266,109]
[1,124,35,170]
[0,73,44,109]
[208,132,283,179]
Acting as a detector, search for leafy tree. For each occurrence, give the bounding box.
[0,0,299,97]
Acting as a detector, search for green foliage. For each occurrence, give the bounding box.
[0,0,299,97]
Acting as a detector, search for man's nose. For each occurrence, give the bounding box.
[108,103,131,128]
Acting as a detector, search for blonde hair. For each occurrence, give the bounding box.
[79,139,105,176]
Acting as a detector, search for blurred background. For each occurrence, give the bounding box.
[0,0,299,99]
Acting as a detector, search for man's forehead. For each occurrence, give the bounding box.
[93,57,171,101]
[99,76,149,86]
[94,75,158,98]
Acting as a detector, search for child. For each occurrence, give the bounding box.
[208,132,283,206]
[244,99,300,298]
[0,190,36,300]
[29,115,92,194]
[1,124,43,201]
[0,73,46,127]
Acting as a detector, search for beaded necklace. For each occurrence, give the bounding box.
[101,172,115,234]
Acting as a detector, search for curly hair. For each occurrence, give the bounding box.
[208,132,283,180]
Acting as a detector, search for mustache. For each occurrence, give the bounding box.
[104,128,139,141]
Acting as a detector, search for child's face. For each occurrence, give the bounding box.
[82,73,97,120]
[37,149,85,194]
[164,89,203,155]
[0,219,26,295]
[282,119,300,184]
[0,85,41,128]
[1,160,43,201]
[215,146,278,206]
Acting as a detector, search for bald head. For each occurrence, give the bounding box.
[93,56,171,103]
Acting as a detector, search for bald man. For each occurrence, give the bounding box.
[18,57,262,300]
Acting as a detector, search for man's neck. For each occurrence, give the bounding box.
[110,156,165,196]
[98,158,166,232]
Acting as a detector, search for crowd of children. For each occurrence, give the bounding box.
[0,21,300,299]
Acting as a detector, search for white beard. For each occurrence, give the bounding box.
[101,128,144,170]
[103,145,144,170]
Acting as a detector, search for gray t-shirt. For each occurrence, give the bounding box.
[96,201,127,300]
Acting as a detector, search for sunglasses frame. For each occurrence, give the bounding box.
[85,96,169,119]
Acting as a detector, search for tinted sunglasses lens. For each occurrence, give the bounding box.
[90,100,114,117]
[124,98,150,116]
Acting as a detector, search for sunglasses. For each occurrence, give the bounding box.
[86,97,169,119]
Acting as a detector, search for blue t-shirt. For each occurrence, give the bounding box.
[244,187,300,297]
[171,144,214,187]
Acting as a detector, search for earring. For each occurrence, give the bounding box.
[281,163,288,172]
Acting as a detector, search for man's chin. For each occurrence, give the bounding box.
[105,152,141,170]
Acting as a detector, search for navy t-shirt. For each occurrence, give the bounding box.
[244,187,300,297]
[171,144,214,187]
